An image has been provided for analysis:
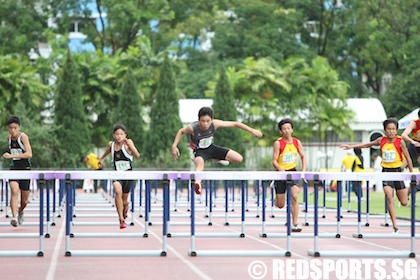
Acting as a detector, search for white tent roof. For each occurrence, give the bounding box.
[398,107,419,130]
[346,98,387,130]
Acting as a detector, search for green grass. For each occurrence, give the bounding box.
[298,190,418,220]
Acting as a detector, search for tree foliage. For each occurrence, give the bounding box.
[0,0,49,56]
[3,0,420,169]
[53,51,91,167]
[143,56,189,168]
[112,70,145,167]
[212,66,245,167]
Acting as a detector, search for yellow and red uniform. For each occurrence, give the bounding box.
[380,136,403,168]
[411,119,420,141]
[276,137,299,171]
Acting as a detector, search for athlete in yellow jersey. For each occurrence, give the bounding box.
[272,118,306,232]
[81,153,102,193]
[340,118,413,234]
[402,109,420,165]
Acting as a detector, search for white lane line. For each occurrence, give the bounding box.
[134,217,213,280]
[45,217,66,280]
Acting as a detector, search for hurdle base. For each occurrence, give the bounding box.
[71,233,149,238]
[261,233,338,239]
[0,250,43,257]
[188,250,290,257]
[65,250,165,257]
[0,233,39,238]
[352,233,420,239]
[308,250,414,258]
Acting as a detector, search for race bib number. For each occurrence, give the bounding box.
[198,136,213,149]
[10,148,22,160]
[382,150,396,162]
[417,132,420,139]
[282,152,295,164]
[115,160,130,171]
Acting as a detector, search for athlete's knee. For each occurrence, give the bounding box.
[237,154,243,162]
[291,193,299,203]
[276,201,285,209]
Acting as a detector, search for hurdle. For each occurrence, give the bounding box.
[352,175,419,240]
[187,171,297,257]
[61,171,172,257]
[259,176,339,239]
[0,171,54,257]
[307,172,416,258]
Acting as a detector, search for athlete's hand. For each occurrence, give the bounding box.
[412,141,420,147]
[339,144,351,150]
[171,146,180,160]
[2,152,12,159]
[252,129,263,138]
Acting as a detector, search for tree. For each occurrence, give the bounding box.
[212,66,245,167]
[143,56,189,168]
[0,0,49,56]
[212,0,306,62]
[53,51,91,168]
[0,55,49,123]
[112,70,145,167]
[50,0,174,55]
[381,61,420,119]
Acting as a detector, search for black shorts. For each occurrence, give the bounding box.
[9,167,31,191]
[9,180,30,191]
[382,167,405,190]
[274,180,299,194]
[194,144,229,162]
[113,180,134,194]
[273,169,299,194]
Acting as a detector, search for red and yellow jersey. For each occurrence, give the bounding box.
[380,136,403,168]
[276,137,299,171]
[411,119,420,141]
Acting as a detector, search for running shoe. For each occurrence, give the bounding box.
[195,182,202,195]
[119,220,126,229]
[18,212,24,225]
[292,224,302,232]
[218,160,230,166]
[10,218,18,227]
[392,228,399,234]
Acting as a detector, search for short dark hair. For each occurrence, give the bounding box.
[383,118,398,130]
[278,118,294,130]
[198,107,214,119]
[6,116,20,126]
[80,156,87,162]
[113,124,127,133]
